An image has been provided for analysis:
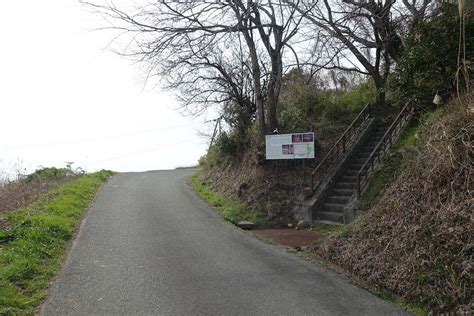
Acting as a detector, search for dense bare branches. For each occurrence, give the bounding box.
[83,0,305,139]
[83,0,440,139]
[288,0,439,104]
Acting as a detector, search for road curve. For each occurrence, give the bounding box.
[42,169,405,315]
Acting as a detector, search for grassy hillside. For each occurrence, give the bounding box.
[318,97,473,313]
[0,170,113,315]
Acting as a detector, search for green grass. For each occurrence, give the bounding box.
[309,223,344,237]
[374,291,429,316]
[189,171,267,227]
[0,170,114,315]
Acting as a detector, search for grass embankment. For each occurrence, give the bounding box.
[320,99,473,314]
[0,170,114,315]
[189,172,267,227]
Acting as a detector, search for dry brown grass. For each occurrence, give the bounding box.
[0,174,77,229]
[319,96,473,313]
[0,179,64,214]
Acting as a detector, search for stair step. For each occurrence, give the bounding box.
[342,171,358,178]
[326,195,351,204]
[355,154,372,160]
[334,182,357,189]
[353,158,367,164]
[371,133,384,138]
[323,203,346,212]
[360,146,375,152]
[341,175,357,182]
[366,141,380,147]
[345,169,359,176]
[332,188,355,196]
[316,211,344,223]
[348,164,363,170]
[356,152,371,158]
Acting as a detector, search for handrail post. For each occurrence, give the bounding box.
[357,173,361,198]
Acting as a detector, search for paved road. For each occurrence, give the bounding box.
[42,169,405,315]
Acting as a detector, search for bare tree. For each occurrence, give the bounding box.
[289,0,438,105]
[83,0,307,139]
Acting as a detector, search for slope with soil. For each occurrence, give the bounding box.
[200,122,346,225]
[318,98,473,313]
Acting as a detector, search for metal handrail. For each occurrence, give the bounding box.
[310,103,372,192]
[356,102,415,197]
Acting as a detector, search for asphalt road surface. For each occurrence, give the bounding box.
[42,169,405,315]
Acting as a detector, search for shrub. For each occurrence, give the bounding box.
[215,131,238,155]
[278,89,328,133]
[199,131,239,169]
[25,167,70,182]
[332,81,376,112]
[390,4,474,103]
[325,81,376,122]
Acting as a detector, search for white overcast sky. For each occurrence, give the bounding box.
[0,1,211,177]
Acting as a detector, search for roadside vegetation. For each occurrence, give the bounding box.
[189,172,267,227]
[0,166,83,217]
[0,168,113,315]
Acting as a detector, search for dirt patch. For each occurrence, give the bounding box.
[253,228,320,248]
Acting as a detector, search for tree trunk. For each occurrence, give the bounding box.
[376,89,386,106]
[252,65,266,138]
[242,32,266,139]
[372,74,386,106]
[266,52,283,134]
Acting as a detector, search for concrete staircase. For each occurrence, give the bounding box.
[314,125,388,223]
[293,102,415,225]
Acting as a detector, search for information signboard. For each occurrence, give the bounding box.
[265,132,315,160]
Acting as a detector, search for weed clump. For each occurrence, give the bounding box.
[0,166,85,216]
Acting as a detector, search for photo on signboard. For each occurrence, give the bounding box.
[303,133,314,142]
[292,134,302,143]
[282,144,294,155]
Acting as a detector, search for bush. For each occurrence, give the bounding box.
[278,89,328,133]
[200,131,239,169]
[390,4,474,103]
[25,167,70,182]
[215,131,238,155]
[332,81,376,112]
[201,146,221,169]
[325,81,376,122]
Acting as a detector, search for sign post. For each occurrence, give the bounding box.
[265,132,315,160]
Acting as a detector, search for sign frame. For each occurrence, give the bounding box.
[265,132,315,160]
